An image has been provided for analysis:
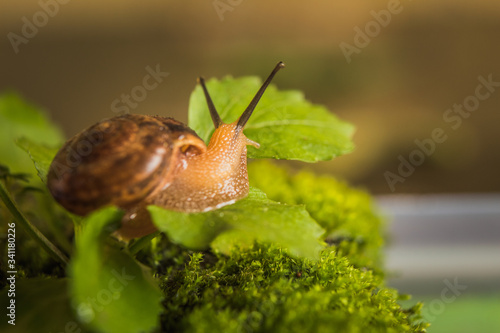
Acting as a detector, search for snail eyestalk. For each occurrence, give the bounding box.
[235,61,285,134]
[198,76,222,129]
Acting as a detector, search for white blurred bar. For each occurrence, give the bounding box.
[376,193,500,294]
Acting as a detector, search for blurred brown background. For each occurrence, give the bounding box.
[1,0,499,194]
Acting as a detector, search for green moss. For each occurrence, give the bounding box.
[147,162,428,332]
[156,243,427,332]
[249,160,385,273]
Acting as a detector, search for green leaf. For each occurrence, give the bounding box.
[0,93,64,176]
[0,279,84,333]
[69,207,162,333]
[188,76,355,162]
[148,188,325,259]
[16,137,59,184]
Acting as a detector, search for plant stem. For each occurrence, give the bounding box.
[0,182,69,266]
[129,231,161,255]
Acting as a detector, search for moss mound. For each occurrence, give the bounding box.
[156,244,426,333]
[141,161,428,332]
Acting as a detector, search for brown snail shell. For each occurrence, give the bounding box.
[47,115,205,216]
[47,62,285,239]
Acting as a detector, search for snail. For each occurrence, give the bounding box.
[47,61,285,239]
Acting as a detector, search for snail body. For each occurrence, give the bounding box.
[47,62,285,238]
